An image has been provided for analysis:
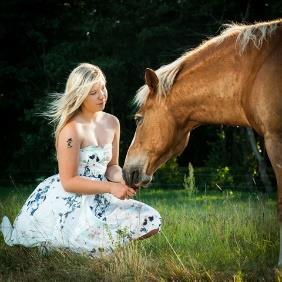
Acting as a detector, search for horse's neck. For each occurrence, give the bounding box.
[170,38,266,128]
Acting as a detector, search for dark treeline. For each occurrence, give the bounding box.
[0,0,281,188]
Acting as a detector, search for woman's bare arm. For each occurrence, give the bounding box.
[57,122,112,194]
[105,117,124,183]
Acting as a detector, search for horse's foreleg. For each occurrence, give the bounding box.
[264,134,282,267]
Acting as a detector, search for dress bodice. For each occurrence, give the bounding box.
[78,144,112,181]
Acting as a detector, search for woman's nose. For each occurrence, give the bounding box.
[98,91,104,99]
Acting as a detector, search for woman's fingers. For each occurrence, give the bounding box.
[126,187,136,198]
[128,187,136,194]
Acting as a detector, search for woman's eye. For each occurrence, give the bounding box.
[90,91,97,95]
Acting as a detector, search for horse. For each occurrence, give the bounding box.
[122,19,282,265]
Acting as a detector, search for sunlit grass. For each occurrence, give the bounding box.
[0,186,280,281]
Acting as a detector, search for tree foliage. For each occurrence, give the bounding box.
[0,0,281,186]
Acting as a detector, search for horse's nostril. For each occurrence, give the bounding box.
[122,168,139,186]
[131,170,139,186]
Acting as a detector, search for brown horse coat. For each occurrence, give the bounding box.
[123,19,282,265]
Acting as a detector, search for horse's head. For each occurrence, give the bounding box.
[123,68,191,188]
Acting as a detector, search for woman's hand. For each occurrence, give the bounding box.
[110,182,136,200]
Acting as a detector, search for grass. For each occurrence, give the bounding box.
[0,185,281,281]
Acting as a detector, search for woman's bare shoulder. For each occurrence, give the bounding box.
[62,119,80,132]
[59,119,81,142]
[101,112,120,128]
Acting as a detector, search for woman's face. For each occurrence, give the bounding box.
[81,81,107,113]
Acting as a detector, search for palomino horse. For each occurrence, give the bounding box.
[123,19,282,265]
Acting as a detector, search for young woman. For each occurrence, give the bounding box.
[1,63,161,256]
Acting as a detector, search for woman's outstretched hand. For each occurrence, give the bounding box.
[110,182,136,200]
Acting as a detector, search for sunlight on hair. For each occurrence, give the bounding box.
[42,63,106,147]
[219,20,280,53]
[134,19,281,107]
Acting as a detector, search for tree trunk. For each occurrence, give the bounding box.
[246,128,273,193]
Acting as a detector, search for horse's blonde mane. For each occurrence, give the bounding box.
[218,19,280,53]
[135,19,281,107]
[134,55,186,107]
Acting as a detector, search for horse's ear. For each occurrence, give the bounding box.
[145,68,159,92]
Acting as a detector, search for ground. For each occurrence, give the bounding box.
[0,185,280,281]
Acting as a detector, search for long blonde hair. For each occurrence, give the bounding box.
[44,63,106,148]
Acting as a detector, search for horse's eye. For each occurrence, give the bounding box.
[134,116,143,126]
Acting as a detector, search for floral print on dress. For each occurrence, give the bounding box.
[1,144,162,257]
[58,195,81,229]
[26,185,50,216]
[92,194,110,221]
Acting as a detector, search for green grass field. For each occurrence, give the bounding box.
[0,186,281,281]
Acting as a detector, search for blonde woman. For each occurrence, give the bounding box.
[1,63,161,256]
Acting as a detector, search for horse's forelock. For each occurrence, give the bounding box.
[134,57,185,107]
[134,85,149,108]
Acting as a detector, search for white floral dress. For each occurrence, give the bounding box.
[1,144,161,256]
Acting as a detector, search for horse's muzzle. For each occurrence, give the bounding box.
[122,167,140,187]
[122,166,152,188]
